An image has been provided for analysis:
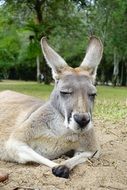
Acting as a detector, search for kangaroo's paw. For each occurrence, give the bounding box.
[52,165,70,179]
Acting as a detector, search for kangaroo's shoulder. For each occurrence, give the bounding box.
[0,90,44,104]
[0,90,45,119]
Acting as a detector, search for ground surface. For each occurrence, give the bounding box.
[0,81,127,190]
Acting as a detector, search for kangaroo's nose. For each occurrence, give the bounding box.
[73,113,90,128]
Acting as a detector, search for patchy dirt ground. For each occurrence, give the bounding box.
[0,118,127,190]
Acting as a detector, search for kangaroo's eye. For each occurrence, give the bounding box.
[60,91,72,95]
[88,93,97,100]
[89,93,96,97]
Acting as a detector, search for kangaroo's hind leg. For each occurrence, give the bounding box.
[6,138,58,168]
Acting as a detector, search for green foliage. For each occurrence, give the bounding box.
[0,4,21,78]
[0,0,127,85]
[79,0,127,85]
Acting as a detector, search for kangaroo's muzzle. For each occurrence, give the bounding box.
[73,113,90,128]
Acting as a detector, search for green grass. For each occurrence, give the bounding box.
[0,80,127,122]
[0,80,53,99]
[95,86,127,122]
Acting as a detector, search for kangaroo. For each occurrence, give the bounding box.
[0,36,103,178]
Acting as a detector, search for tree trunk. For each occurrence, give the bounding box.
[120,62,127,86]
[112,48,119,86]
[34,0,52,84]
[120,62,123,86]
[125,62,127,86]
[36,56,41,83]
[34,0,43,23]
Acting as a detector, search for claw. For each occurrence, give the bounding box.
[52,165,69,179]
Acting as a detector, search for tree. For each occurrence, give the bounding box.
[0,5,21,79]
[0,0,87,83]
[77,0,127,85]
[0,0,127,85]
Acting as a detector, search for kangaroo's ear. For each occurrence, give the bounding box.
[41,37,68,80]
[80,36,103,80]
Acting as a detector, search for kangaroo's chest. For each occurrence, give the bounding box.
[27,109,82,159]
[28,132,80,159]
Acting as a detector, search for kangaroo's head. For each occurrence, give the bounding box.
[41,37,103,132]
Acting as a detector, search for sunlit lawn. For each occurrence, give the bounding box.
[0,80,127,122]
[0,80,53,99]
[95,86,127,122]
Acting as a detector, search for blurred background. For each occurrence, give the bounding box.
[0,0,127,86]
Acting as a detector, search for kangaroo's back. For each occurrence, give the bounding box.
[0,90,43,141]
